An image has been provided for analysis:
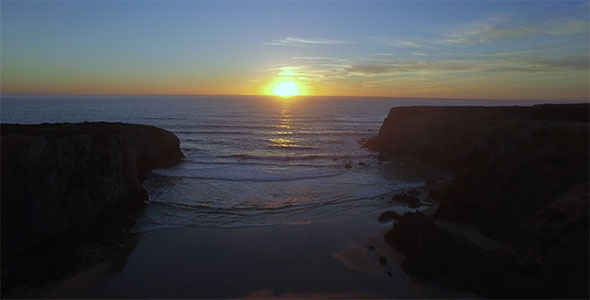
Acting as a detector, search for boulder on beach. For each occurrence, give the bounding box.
[385,212,503,294]
[391,193,421,208]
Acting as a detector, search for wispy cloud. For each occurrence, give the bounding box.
[441,17,589,46]
[345,61,471,76]
[264,37,354,47]
[344,52,589,76]
[261,15,588,97]
[346,65,393,75]
[369,37,425,48]
[369,53,397,57]
[291,57,349,64]
[268,64,351,81]
[292,56,336,60]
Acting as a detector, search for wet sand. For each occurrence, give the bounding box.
[32,211,474,299]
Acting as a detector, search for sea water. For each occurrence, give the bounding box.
[1,95,542,231]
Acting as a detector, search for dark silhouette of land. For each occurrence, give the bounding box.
[367,103,589,298]
[1,122,183,295]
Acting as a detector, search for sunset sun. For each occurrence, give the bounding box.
[273,80,299,98]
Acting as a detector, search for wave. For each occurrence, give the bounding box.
[147,199,317,215]
[174,130,251,135]
[183,159,337,167]
[265,145,316,151]
[218,153,375,161]
[165,120,380,130]
[137,180,427,231]
[151,165,343,182]
[174,129,371,137]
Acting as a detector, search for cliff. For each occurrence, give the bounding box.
[1,122,184,258]
[367,104,589,298]
[366,103,589,240]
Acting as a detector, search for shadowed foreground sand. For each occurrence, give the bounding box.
[16,214,475,299]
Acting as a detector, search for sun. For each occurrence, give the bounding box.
[273,80,299,98]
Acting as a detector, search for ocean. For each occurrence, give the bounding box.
[1,95,544,232]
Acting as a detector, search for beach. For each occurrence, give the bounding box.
[19,208,476,299]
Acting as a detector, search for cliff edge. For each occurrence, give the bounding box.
[1,122,184,260]
[366,103,588,240]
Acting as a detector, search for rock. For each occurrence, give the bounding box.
[428,189,442,200]
[391,193,421,208]
[344,164,352,169]
[1,122,184,254]
[406,189,419,196]
[369,104,589,298]
[385,212,503,294]
[366,104,589,240]
[358,162,367,166]
[378,211,401,223]
[492,182,589,298]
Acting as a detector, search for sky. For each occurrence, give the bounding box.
[1,1,589,101]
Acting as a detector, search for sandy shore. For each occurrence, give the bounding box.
[15,207,473,299]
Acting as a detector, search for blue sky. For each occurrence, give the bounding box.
[1,1,588,100]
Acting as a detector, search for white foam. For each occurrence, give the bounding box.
[152,165,343,182]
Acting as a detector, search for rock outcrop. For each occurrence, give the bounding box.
[1,122,184,256]
[367,104,589,298]
[494,182,589,298]
[385,194,589,298]
[385,212,503,294]
[366,104,589,240]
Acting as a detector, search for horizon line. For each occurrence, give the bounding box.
[1,93,589,103]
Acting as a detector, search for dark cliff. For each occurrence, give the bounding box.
[1,122,184,255]
[366,103,589,240]
[367,104,589,298]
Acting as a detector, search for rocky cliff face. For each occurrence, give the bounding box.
[1,122,184,256]
[367,104,589,298]
[366,104,589,240]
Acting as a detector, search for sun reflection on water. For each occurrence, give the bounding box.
[268,103,298,147]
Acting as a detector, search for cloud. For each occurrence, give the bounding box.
[441,17,589,46]
[291,56,349,64]
[344,52,589,76]
[269,63,352,81]
[264,37,354,47]
[411,52,426,56]
[345,60,476,76]
[369,53,396,57]
[391,41,423,48]
[488,53,590,72]
[368,36,425,48]
[292,56,337,60]
[346,65,393,75]
[545,18,589,35]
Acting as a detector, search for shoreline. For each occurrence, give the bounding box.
[6,179,482,299]
[19,209,476,299]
